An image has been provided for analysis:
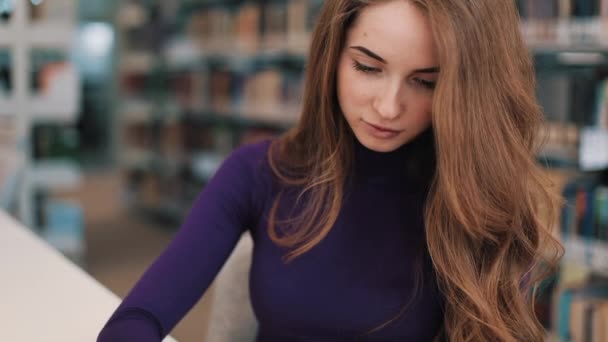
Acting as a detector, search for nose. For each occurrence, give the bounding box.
[373,81,404,121]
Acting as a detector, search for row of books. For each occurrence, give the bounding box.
[0,0,75,24]
[207,68,302,122]
[536,71,608,170]
[0,50,10,95]
[517,0,608,46]
[552,277,608,342]
[121,115,284,164]
[561,179,608,241]
[517,0,608,18]
[0,48,79,110]
[122,66,303,125]
[537,72,608,127]
[30,50,70,93]
[117,1,186,55]
[122,120,182,156]
[0,48,75,95]
[522,18,608,46]
[32,123,80,163]
[185,0,323,54]
[28,0,76,23]
[122,126,278,224]
[544,172,608,340]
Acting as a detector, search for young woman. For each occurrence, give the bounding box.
[98,0,563,341]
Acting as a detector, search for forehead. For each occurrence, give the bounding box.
[346,1,437,65]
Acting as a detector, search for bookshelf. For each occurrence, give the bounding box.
[0,0,83,263]
[116,0,321,222]
[520,2,608,341]
[112,0,608,340]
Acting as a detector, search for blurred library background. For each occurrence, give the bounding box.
[0,0,608,341]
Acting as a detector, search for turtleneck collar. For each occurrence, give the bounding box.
[350,127,436,191]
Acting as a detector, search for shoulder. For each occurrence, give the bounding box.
[216,138,275,184]
[224,138,273,174]
[219,139,276,221]
[229,138,273,163]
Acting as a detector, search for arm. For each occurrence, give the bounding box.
[97,145,261,341]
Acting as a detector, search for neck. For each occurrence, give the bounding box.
[351,128,436,191]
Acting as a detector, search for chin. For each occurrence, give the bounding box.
[367,143,403,153]
[359,135,405,153]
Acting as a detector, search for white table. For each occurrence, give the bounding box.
[0,210,177,342]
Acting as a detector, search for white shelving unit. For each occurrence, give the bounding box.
[0,1,81,231]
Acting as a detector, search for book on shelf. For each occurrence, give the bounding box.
[32,123,80,163]
[535,66,608,170]
[161,121,183,157]
[263,1,287,50]
[243,69,284,114]
[0,3,11,23]
[209,69,234,113]
[287,0,311,53]
[537,73,572,123]
[28,0,76,23]
[235,2,261,54]
[553,279,608,342]
[537,70,608,126]
[571,74,602,126]
[170,70,207,111]
[519,0,608,47]
[561,179,608,241]
[195,7,233,51]
[30,50,79,110]
[123,120,156,151]
[30,50,66,91]
[116,1,149,29]
[182,0,322,55]
[519,0,608,19]
[121,5,170,53]
[0,50,11,97]
[38,62,79,102]
[41,199,84,264]
[597,78,608,128]
[207,66,302,124]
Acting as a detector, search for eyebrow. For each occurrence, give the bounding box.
[350,46,387,64]
[349,45,440,73]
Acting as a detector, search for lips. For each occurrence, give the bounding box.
[366,122,399,133]
[362,120,401,139]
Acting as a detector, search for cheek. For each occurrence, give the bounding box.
[410,96,433,122]
[338,63,371,110]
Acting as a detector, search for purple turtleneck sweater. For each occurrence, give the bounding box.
[97,133,445,341]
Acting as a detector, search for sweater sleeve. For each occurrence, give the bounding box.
[97,143,264,341]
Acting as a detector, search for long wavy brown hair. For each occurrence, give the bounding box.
[267,0,564,341]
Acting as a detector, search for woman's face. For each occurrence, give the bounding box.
[337,0,438,153]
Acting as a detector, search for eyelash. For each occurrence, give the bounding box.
[351,60,436,90]
[416,79,436,90]
[352,60,380,74]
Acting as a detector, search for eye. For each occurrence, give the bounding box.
[414,78,436,90]
[352,60,381,74]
